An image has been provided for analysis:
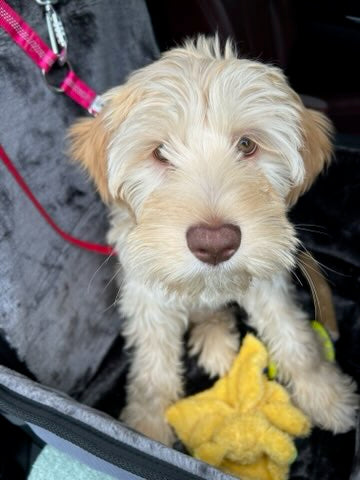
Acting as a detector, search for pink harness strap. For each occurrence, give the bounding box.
[0,0,57,72]
[60,70,98,115]
[0,0,102,114]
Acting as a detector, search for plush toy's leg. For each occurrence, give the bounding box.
[119,280,188,445]
[188,308,240,378]
[241,273,358,434]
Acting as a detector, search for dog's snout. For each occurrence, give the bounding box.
[186,224,241,265]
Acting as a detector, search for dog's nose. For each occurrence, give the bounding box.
[186,224,241,265]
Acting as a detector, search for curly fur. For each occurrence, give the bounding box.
[69,36,357,444]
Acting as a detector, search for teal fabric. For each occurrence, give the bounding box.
[29,446,115,480]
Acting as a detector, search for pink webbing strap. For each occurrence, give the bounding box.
[60,70,98,114]
[0,0,57,73]
[0,0,101,113]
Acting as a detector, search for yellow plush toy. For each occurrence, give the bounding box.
[166,334,311,480]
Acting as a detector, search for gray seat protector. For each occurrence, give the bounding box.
[0,0,158,394]
[0,366,235,479]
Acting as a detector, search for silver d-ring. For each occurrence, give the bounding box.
[35,0,58,5]
[42,59,72,93]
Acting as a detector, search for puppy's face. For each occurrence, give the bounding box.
[70,38,332,299]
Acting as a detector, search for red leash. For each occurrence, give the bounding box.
[0,146,115,256]
[0,0,115,256]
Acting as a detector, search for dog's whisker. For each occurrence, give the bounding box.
[297,245,337,289]
[101,267,123,295]
[297,254,321,318]
[294,223,327,230]
[101,287,123,315]
[297,245,328,278]
[295,226,329,236]
[312,258,350,278]
[291,268,303,288]
[87,254,113,294]
[299,244,348,280]
[101,301,117,315]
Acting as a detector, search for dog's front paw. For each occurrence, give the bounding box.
[189,310,240,378]
[121,403,175,446]
[291,363,359,434]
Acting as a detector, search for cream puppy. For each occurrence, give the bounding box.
[69,37,358,445]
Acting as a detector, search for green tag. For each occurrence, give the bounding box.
[310,320,335,362]
[267,320,335,380]
[267,360,278,380]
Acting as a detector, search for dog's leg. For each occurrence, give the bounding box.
[188,308,240,377]
[241,274,358,433]
[119,281,187,445]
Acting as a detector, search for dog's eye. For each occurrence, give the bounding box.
[153,145,169,164]
[237,137,257,156]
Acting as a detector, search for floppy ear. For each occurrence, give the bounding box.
[68,114,111,203]
[287,108,333,207]
[68,84,142,204]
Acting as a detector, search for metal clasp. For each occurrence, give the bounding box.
[41,59,72,93]
[35,0,68,65]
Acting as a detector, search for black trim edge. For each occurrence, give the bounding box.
[0,384,206,480]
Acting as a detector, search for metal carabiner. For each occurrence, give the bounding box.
[35,0,68,65]
[34,0,58,4]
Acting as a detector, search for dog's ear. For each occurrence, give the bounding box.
[287,108,333,207]
[68,85,141,203]
[68,114,111,203]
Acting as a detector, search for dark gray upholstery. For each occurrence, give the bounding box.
[0,0,159,394]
